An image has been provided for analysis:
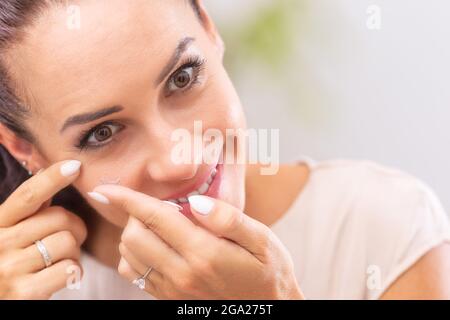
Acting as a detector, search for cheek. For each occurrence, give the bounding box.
[72,162,142,228]
[225,162,246,211]
[199,64,246,131]
[198,79,246,211]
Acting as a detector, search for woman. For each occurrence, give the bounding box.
[0,0,449,300]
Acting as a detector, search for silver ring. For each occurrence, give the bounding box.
[132,267,153,290]
[34,240,53,268]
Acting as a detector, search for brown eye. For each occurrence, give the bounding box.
[93,125,112,142]
[168,66,194,92]
[79,122,124,150]
[173,69,191,88]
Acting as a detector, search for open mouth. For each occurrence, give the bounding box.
[166,163,221,205]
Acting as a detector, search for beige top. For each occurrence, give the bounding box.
[52,157,450,299]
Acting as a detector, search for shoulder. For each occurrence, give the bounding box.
[308,158,445,213]
[308,157,419,185]
[298,158,432,217]
[303,158,450,298]
[307,158,450,245]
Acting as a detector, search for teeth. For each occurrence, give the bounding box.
[197,182,209,195]
[172,166,218,203]
[178,197,188,203]
[187,190,199,197]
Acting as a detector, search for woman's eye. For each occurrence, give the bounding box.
[75,121,124,151]
[164,56,206,96]
[168,66,194,91]
[84,123,122,146]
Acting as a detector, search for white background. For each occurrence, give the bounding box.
[207,0,450,211]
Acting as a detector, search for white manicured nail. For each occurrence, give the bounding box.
[60,160,81,177]
[188,195,214,215]
[87,191,110,204]
[162,200,182,211]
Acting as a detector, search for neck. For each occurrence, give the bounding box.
[244,162,310,226]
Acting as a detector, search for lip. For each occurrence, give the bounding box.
[163,162,220,201]
[177,163,223,217]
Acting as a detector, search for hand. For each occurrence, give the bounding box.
[0,160,87,299]
[91,185,304,299]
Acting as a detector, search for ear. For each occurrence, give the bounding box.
[0,123,45,174]
[195,0,225,61]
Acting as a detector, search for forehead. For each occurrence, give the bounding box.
[9,0,197,117]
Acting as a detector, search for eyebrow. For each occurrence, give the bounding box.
[60,37,195,134]
[155,36,196,86]
[60,105,123,133]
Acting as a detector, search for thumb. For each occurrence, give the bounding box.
[188,195,270,256]
[37,170,53,211]
[38,197,53,212]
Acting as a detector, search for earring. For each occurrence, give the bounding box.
[21,160,33,176]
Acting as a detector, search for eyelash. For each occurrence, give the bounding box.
[75,55,206,152]
[75,120,124,152]
[164,55,206,97]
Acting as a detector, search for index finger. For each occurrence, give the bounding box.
[0,160,82,227]
[90,184,204,254]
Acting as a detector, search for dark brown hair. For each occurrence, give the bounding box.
[0,0,202,214]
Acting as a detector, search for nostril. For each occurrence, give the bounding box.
[146,162,197,182]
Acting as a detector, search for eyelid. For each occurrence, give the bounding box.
[167,66,194,92]
[162,52,204,82]
[76,120,124,150]
[163,55,206,97]
[86,122,122,144]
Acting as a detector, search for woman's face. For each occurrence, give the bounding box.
[8,0,247,227]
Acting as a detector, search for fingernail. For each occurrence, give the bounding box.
[87,191,110,204]
[60,160,81,177]
[188,195,214,215]
[162,200,182,211]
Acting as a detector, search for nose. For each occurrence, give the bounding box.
[142,114,200,186]
[146,153,197,183]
